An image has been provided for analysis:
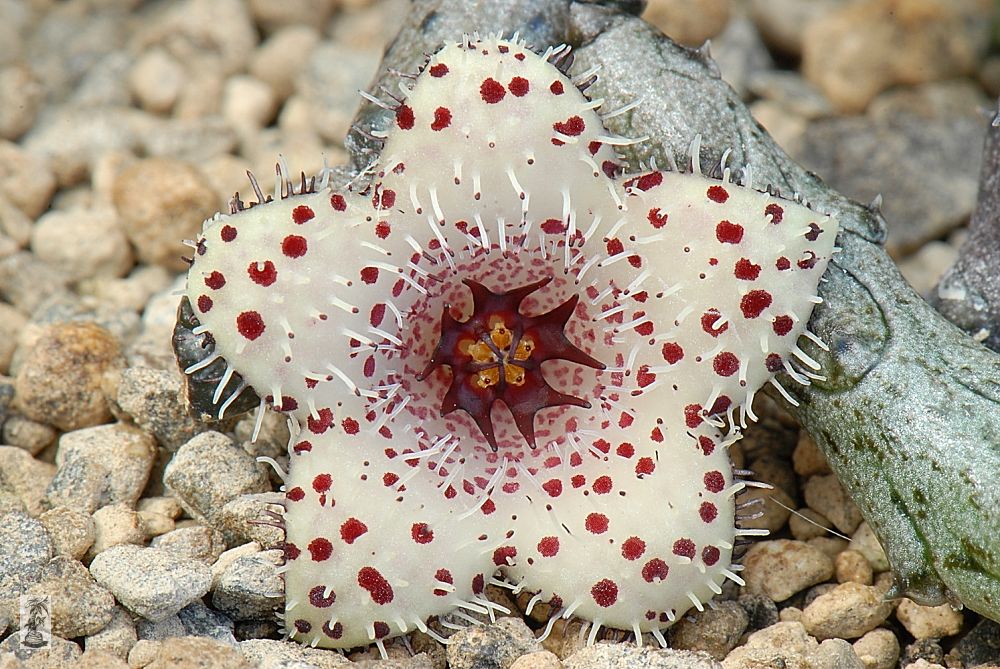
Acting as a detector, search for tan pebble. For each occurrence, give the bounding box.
[669,600,749,660]
[112,158,219,271]
[850,522,890,572]
[743,539,835,602]
[211,542,261,591]
[138,511,175,538]
[129,48,185,115]
[249,26,321,101]
[735,485,794,532]
[145,635,248,669]
[779,607,803,623]
[0,64,44,141]
[643,0,731,46]
[853,628,900,669]
[74,649,131,669]
[14,322,124,432]
[0,446,55,516]
[814,638,865,669]
[31,207,134,282]
[722,621,816,669]
[39,506,95,560]
[510,650,563,669]
[801,582,894,640]
[136,496,184,519]
[789,507,835,541]
[804,474,864,534]
[541,619,589,660]
[2,414,56,456]
[85,605,137,660]
[127,639,161,668]
[0,140,56,218]
[895,598,963,639]
[222,74,277,134]
[793,431,832,476]
[836,549,874,585]
[151,525,227,564]
[903,661,947,669]
[88,504,145,559]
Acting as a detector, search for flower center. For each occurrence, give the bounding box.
[418,276,605,450]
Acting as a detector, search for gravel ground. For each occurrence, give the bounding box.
[0,0,998,667]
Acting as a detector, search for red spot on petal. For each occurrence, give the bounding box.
[734,258,761,280]
[375,221,391,239]
[553,115,585,136]
[699,435,716,455]
[396,104,414,129]
[308,537,333,561]
[248,260,277,286]
[220,225,237,242]
[360,267,379,284]
[673,538,696,558]
[685,404,704,428]
[480,78,506,103]
[592,476,613,494]
[716,220,744,244]
[508,76,529,96]
[647,207,668,228]
[542,479,562,497]
[741,290,772,319]
[330,193,347,211]
[204,271,225,290]
[662,342,684,364]
[340,518,368,544]
[429,63,449,77]
[585,513,609,534]
[635,457,655,476]
[642,558,669,582]
[591,579,618,607]
[236,311,265,340]
[707,185,729,203]
[292,205,314,224]
[637,365,656,388]
[411,522,434,544]
[622,537,646,560]
[282,235,308,258]
[537,536,559,557]
[342,417,360,435]
[704,470,725,493]
[713,352,739,377]
[773,315,794,336]
[549,80,564,95]
[701,310,728,337]
[358,566,394,604]
[196,295,212,312]
[703,545,721,566]
[765,203,784,224]
[700,501,718,523]
[433,568,453,596]
[431,106,452,131]
[617,442,634,458]
[309,585,335,608]
[307,408,334,434]
[312,473,332,493]
[766,353,784,372]
[286,486,304,502]
[493,545,517,566]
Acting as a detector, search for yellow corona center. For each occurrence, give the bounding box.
[459,318,535,388]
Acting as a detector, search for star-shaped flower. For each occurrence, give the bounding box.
[182,35,837,653]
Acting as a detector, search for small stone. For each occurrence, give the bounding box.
[163,431,271,535]
[746,71,833,120]
[249,26,321,101]
[24,556,115,638]
[735,485,793,533]
[711,14,774,98]
[114,367,204,451]
[807,536,849,559]
[801,582,895,640]
[0,252,70,314]
[25,292,141,350]
[0,632,82,668]
[803,474,864,534]
[778,607,803,623]
[74,649,130,669]
[742,539,835,602]
[89,544,212,622]
[849,522,890,573]
[85,606,137,659]
[898,241,959,297]
[82,265,173,315]
[895,598,963,639]
[814,639,865,669]
[30,207,133,283]
[853,628,900,669]
[3,415,57,457]
[747,0,839,56]
[144,635,249,669]
[792,432,831,477]
[44,423,156,513]
[211,542,261,591]
[566,644,718,669]
[38,506,95,560]
[248,0,338,34]
[128,48,186,115]
[72,50,132,108]
[722,621,815,669]
[222,75,277,134]
[136,615,186,641]
[88,504,146,558]
[15,322,125,432]
[298,41,382,143]
[0,64,44,141]
[139,117,239,165]
[112,158,220,271]
[151,525,226,564]
[239,638,350,668]
[903,661,946,669]
[448,617,542,669]
[902,639,945,667]
[233,620,278,642]
[128,639,161,667]
[835,549,874,585]
[0,193,31,248]
[137,496,184,520]
[219,493,284,548]
[211,549,283,621]
[137,0,257,75]
[669,601,749,660]
[177,601,236,645]
[788,507,835,541]
[0,141,56,218]
[642,0,731,46]
[0,510,53,601]
[510,651,563,669]
[738,593,779,631]
[0,446,55,516]
[802,0,991,113]
[139,511,175,539]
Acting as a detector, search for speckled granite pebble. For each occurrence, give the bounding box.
[239,638,350,668]
[0,446,55,516]
[447,617,542,669]
[853,628,900,669]
[24,556,115,638]
[801,582,895,640]
[38,506,95,560]
[89,543,212,622]
[566,644,719,669]
[115,367,205,450]
[88,503,146,558]
[84,605,137,660]
[742,539,835,602]
[211,549,284,621]
[0,510,53,601]
[669,601,749,660]
[151,524,227,563]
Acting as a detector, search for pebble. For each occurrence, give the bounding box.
[222,74,278,134]
[85,605,137,659]
[249,25,322,102]
[898,241,959,297]
[738,593,779,632]
[902,639,946,667]
[895,599,964,639]
[151,524,227,564]
[128,639,162,667]
[136,614,186,641]
[849,523,890,572]
[566,644,718,669]
[853,628,900,669]
[788,507,835,541]
[950,618,1000,667]
[834,549,874,585]
[669,601,749,660]
[30,207,134,283]
[44,423,156,513]
[297,41,382,144]
[746,0,839,56]
[0,252,70,314]
[803,474,864,535]
[0,64,44,141]
[75,649,131,669]
[248,0,339,35]
[0,303,24,372]
[211,542,262,591]
[25,556,116,638]
[128,48,186,115]
[721,621,816,669]
[111,157,221,271]
[801,582,895,640]
[510,651,563,669]
[746,70,834,120]
[163,431,271,535]
[0,632,82,668]
[88,503,147,558]
[142,635,249,669]
[792,432,831,477]
[807,536,850,560]
[212,549,285,621]
[0,192,33,247]
[239,638,350,668]
[813,638,865,669]
[72,50,133,108]
[641,0,731,46]
[0,141,56,219]
[140,116,239,165]
[219,493,285,548]
[0,446,55,516]
[25,292,142,350]
[89,544,212,622]
[177,600,237,645]
[742,539,835,602]
[711,14,774,99]
[0,510,53,602]
[138,0,257,76]
[3,414,58,456]
[15,321,125,432]
[801,0,992,113]
[114,366,204,451]
[137,496,184,520]
[38,506,95,560]
[139,510,176,539]
[447,617,542,669]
